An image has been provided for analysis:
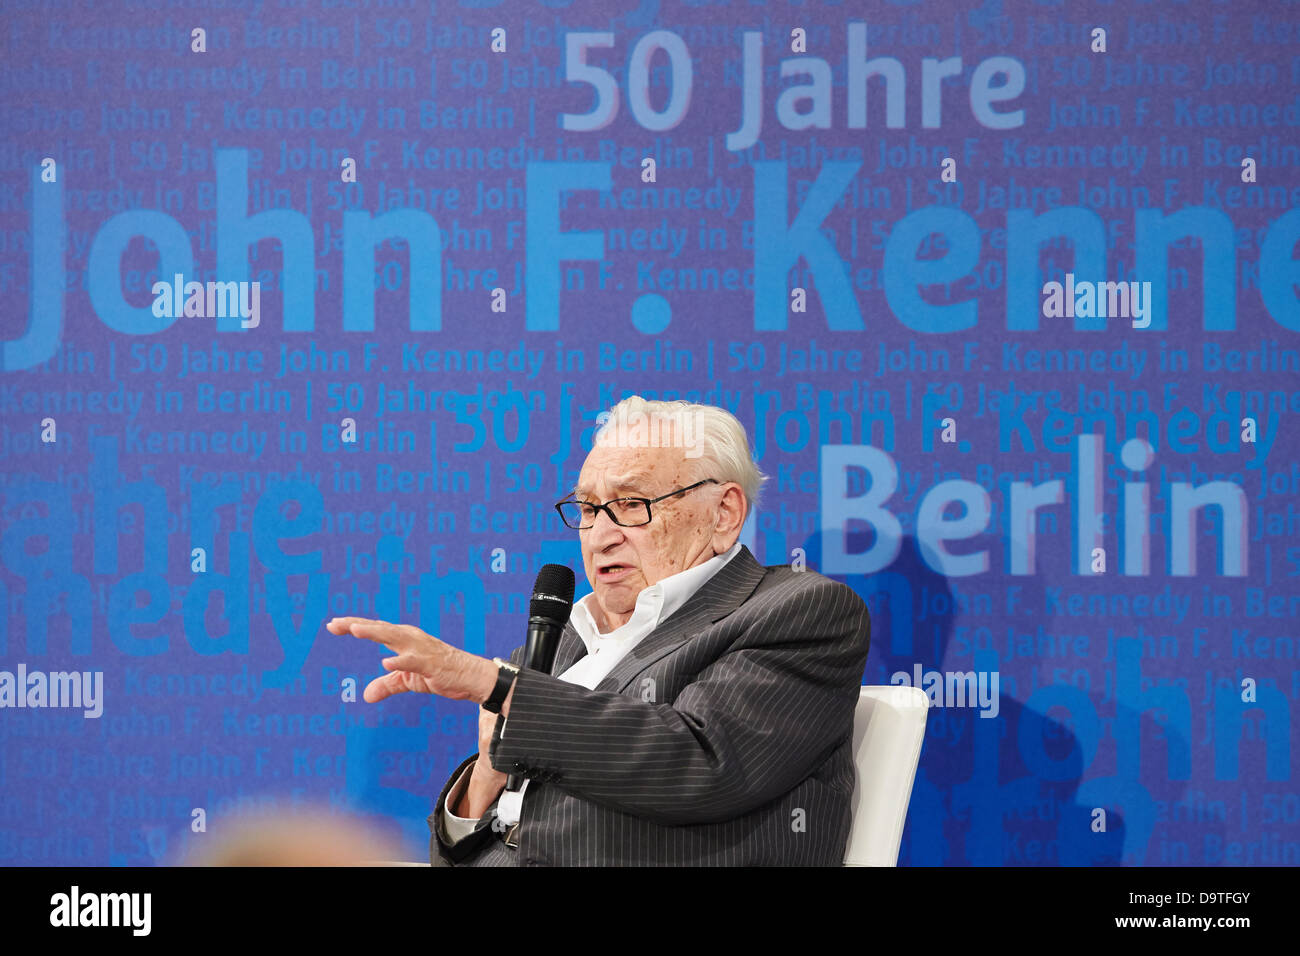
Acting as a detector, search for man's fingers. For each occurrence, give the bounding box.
[363,672,408,703]
[328,618,441,653]
[334,619,411,650]
[326,616,384,634]
[330,618,450,704]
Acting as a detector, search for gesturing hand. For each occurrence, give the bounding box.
[326,617,495,704]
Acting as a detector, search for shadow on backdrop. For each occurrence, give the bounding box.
[798,528,1131,865]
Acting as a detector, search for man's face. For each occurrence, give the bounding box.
[573,441,723,631]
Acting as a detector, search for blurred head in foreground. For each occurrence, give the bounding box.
[181,808,405,866]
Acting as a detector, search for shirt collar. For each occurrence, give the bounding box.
[571,541,743,647]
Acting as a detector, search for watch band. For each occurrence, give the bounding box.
[483,657,519,713]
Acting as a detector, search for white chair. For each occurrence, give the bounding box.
[843,685,931,866]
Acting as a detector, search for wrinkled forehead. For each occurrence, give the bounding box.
[573,444,693,497]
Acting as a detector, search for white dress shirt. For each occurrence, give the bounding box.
[441,541,743,842]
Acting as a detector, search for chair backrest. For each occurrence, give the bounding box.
[843,685,930,866]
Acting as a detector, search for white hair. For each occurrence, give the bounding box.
[593,396,768,520]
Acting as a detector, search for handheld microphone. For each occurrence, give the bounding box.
[505,564,575,793]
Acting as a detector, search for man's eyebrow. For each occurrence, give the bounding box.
[572,472,655,497]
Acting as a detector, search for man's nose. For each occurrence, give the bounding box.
[586,507,626,541]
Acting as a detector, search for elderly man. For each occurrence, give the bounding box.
[328,397,871,865]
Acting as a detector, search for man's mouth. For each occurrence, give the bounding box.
[597,563,633,581]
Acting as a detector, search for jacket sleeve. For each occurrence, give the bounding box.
[428,753,500,866]
[427,645,527,866]
[487,577,870,825]
[440,762,485,843]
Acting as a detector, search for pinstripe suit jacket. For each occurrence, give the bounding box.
[426,545,871,866]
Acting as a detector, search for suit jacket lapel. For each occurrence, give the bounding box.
[599,545,768,693]
[549,623,587,675]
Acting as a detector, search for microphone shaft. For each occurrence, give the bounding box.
[504,618,563,792]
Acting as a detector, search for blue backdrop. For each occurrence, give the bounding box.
[1,0,1297,865]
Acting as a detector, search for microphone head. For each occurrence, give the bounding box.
[530,564,575,624]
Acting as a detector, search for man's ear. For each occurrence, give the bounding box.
[713,483,747,542]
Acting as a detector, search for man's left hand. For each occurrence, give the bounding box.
[326,617,496,704]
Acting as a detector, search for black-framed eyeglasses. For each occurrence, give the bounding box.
[555,479,720,530]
